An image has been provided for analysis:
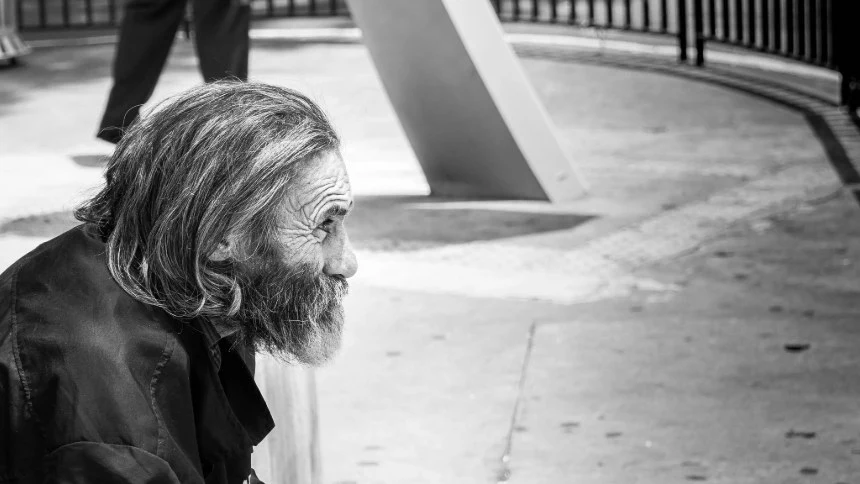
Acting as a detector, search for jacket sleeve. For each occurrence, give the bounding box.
[42,442,182,484]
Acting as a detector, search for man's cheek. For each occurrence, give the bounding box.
[281,236,322,267]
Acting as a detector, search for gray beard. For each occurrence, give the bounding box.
[229,251,348,366]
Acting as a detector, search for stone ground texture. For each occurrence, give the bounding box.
[2,20,860,484]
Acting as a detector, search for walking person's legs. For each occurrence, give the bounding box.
[98,0,188,144]
[192,0,251,82]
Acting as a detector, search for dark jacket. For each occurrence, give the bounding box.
[0,225,274,483]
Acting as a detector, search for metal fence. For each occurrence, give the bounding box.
[15,0,348,30]
[14,0,857,103]
[494,0,840,68]
[495,0,678,34]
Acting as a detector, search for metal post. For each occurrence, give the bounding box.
[708,0,716,36]
[785,0,794,54]
[693,0,705,65]
[661,0,668,32]
[678,0,689,61]
[38,0,45,28]
[748,0,756,47]
[821,0,830,66]
[61,0,69,27]
[797,0,806,58]
[624,0,631,29]
[643,0,651,30]
[773,0,782,52]
[734,0,743,42]
[809,0,818,63]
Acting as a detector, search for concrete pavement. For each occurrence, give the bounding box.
[2,24,859,483]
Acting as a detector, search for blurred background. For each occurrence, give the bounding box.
[2,1,860,483]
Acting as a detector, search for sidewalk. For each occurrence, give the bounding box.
[2,26,859,483]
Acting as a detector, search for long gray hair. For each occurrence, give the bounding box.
[76,81,340,320]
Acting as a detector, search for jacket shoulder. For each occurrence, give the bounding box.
[0,226,197,478]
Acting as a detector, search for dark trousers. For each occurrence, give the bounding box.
[98,0,250,143]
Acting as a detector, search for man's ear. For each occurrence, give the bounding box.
[209,233,241,262]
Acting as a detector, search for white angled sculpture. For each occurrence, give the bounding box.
[345,0,587,201]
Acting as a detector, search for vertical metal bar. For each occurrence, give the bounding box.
[773,0,781,51]
[643,0,651,30]
[107,0,116,25]
[84,0,93,25]
[532,0,539,20]
[513,0,521,20]
[62,0,70,27]
[835,1,849,104]
[550,0,558,22]
[266,0,274,16]
[708,0,716,36]
[734,0,743,42]
[288,0,295,16]
[330,0,337,15]
[588,0,596,25]
[607,0,614,27]
[679,0,689,61]
[721,0,730,38]
[661,0,669,32]
[693,0,705,64]
[748,0,756,47]
[309,0,317,16]
[785,0,794,54]
[762,0,770,50]
[624,0,632,28]
[38,0,46,28]
[15,0,24,30]
[809,0,818,62]
[797,0,806,58]
[821,0,830,65]
[568,0,577,24]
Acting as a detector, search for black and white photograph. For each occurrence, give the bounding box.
[1,0,859,482]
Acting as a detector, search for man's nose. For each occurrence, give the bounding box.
[325,235,358,279]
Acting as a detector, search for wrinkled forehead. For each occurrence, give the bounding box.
[286,150,353,217]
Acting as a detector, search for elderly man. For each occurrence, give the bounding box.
[0,82,357,483]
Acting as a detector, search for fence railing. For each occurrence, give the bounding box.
[14,0,858,104]
[495,0,678,34]
[694,0,835,68]
[15,0,348,30]
[493,0,841,67]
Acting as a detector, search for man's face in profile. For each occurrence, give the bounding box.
[222,150,357,365]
